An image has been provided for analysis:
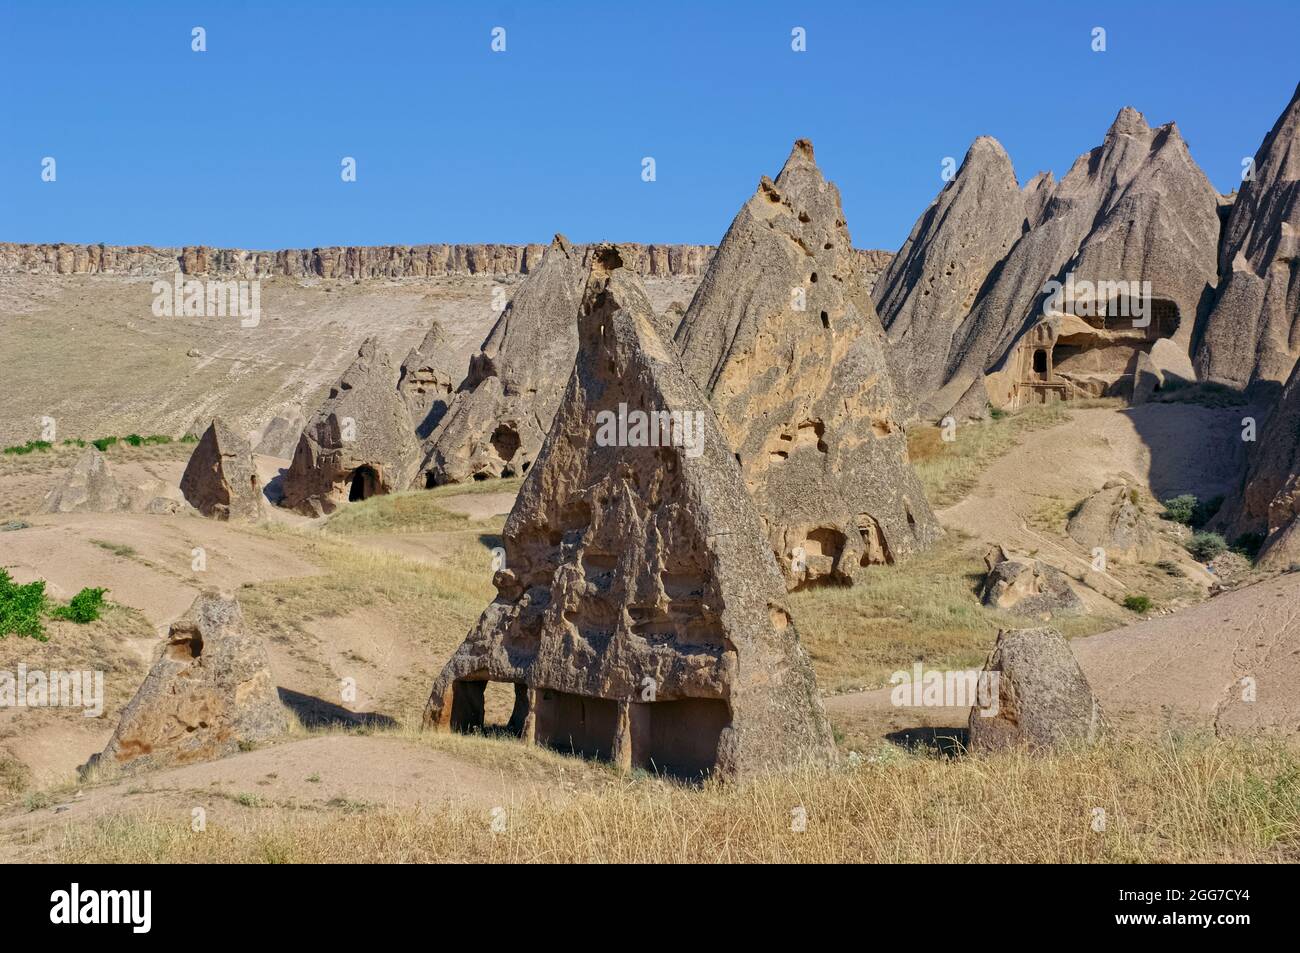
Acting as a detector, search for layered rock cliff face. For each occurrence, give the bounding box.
[1195,82,1300,391]
[0,240,893,284]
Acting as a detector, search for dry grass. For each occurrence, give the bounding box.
[790,534,1112,693]
[908,404,1071,507]
[32,734,1300,863]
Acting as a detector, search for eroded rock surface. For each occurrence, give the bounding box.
[41,447,128,514]
[424,247,835,781]
[87,590,288,775]
[980,545,1085,618]
[281,337,419,516]
[674,139,941,587]
[416,235,584,486]
[180,418,264,521]
[968,627,1103,751]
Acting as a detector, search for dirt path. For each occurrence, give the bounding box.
[822,573,1300,745]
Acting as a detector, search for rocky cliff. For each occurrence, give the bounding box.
[0,240,893,284]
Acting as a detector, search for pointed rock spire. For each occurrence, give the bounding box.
[423,246,835,781]
[280,337,419,516]
[416,234,584,486]
[674,138,942,586]
[180,417,264,521]
[1196,82,1300,389]
[874,135,1026,397]
[398,321,455,439]
[41,447,127,514]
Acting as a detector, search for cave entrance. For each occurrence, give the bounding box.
[348,465,379,502]
[490,425,520,465]
[448,679,529,737]
[1032,348,1049,380]
[630,698,729,782]
[535,690,619,761]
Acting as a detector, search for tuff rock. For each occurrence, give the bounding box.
[423,247,835,781]
[673,139,941,587]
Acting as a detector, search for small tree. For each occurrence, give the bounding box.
[1187,531,1228,562]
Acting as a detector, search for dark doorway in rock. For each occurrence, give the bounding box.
[535,690,618,761]
[349,465,379,502]
[1032,349,1049,379]
[490,424,521,464]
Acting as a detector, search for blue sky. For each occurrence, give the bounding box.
[1,1,1296,251]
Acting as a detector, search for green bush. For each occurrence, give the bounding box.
[61,438,86,448]
[2,440,53,456]
[91,436,118,451]
[1187,531,1228,562]
[1162,494,1223,529]
[50,587,108,624]
[1161,494,1198,525]
[0,569,48,640]
[1123,594,1153,613]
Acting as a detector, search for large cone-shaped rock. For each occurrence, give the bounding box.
[1196,83,1300,391]
[1218,358,1300,569]
[416,235,584,486]
[180,418,264,521]
[424,247,835,781]
[673,140,941,587]
[873,137,1029,398]
[398,322,455,439]
[41,447,128,513]
[281,337,420,516]
[925,108,1220,419]
[86,590,288,775]
[968,627,1102,752]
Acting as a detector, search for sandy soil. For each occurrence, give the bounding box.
[0,734,564,861]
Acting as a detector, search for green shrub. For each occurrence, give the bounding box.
[180,434,199,444]
[1162,494,1198,525]
[0,569,48,640]
[2,440,53,456]
[91,436,118,452]
[61,438,86,448]
[50,587,108,624]
[1162,494,1223,529]
[1187,531,1228,562]
[1123,594,1153,613]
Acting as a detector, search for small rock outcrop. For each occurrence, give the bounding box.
[180,418,264,521]
[980,545,1084,617]
[423,248,835,781]
[1196,82,1300,390]
[41,447,127,514]
[1066,480,1161,563]
[280,337,420,516]
[674,139,941,587]
[86,590,289,775]
[967,627,1103,751]
[415,234,585,486]
[398,323,455,438]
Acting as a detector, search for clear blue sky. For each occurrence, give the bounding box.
[1,1,1296,252]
